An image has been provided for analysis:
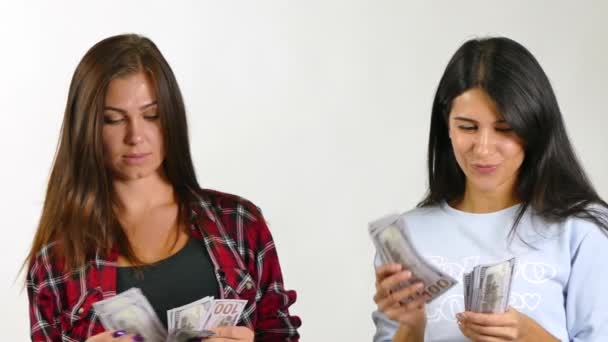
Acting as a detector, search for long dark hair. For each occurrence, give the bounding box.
[26,34,200,270]
[419,36,608,235]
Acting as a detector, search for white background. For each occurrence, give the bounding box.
[1,1,607,341]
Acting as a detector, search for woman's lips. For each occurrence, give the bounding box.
[472,164,498,174]
[123,153,151,165]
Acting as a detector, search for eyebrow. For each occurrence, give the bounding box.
[103,101,158,114]
[452,116,507,124]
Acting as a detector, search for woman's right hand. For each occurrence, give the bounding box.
[85,330,144,342]
[374,263,427,332]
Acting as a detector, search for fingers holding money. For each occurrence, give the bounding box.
[383,297,427,322]
[456,308,523,341]
[374,264,420,308]
[376,281,425,312]
[85,330,144,341]
[375,263,403,281]
[203,326,254,341]
[374,263,428,329]
[374,263,407,296]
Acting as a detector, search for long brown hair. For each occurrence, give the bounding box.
[26,34,200,270]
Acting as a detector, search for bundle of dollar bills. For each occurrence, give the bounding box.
[463,258,516,313]
[369,213,458,304]
[93,288,247,342]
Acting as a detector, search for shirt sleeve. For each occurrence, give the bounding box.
[250,211,301,341]
[26,251,62,342]
[565,222,608,341]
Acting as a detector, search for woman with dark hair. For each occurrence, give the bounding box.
[372,37,608,342]
[26,34,300,341]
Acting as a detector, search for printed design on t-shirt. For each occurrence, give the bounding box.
[425,256,557,322]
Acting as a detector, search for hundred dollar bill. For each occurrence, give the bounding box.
[93,287,166,341]
[369,214,458,304]
[462,272,473,311]
[167,296,213,332]
[201,299,247,329]
[465,258,515,314]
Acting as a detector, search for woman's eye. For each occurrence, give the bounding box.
[458,125,476,131]
[144,114,160,121]
[103,117,124,124]
[496,127,514,133]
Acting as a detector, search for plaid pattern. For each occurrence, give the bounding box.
[27,188,301,341]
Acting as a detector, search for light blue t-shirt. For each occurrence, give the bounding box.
[372,203,608,342]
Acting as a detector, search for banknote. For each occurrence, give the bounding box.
[464,258,516,313]
[93,287,167,341]
[167,296,213,332]
[369,213,458,304]
[201,299,247,329]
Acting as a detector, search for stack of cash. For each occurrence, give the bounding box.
[463,258,516,313]
[93,288,247,342]
[369,214,458,304]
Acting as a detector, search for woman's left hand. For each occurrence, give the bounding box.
[204,326,254,341]
[456,307,559,342]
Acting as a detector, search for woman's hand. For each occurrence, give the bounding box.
[374,263,427,332]
[204,326,254,341]
[85,330,144,341]
[457,307,559,342]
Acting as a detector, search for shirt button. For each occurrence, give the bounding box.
[245,282,253,290]
[78,307,84,314]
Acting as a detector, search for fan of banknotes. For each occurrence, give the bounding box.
[463,258,516,313]
[369,214,458,304]
[92,288,247,342]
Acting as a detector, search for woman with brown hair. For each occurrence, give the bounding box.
[26,34,300,341]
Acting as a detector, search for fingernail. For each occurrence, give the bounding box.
[132,334,145,342]
[456,313,464,320]
[112,330,127,338]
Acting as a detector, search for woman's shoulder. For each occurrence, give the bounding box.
[187,189,277,266]
[28,241,61,272]
[401,203,444,221]
[523,203,608,253]
[188,188,264,222]
[560,204,608,241]
[27,239,113,285]
[187,188,269,245]
[26,241,74,288]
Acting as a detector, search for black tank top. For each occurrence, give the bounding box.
[116,237,219,329]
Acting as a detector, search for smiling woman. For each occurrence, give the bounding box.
[372,37,608,342]
[447,88,525,210]
[24,34,300,342]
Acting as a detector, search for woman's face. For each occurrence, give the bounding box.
[102,71,165,181]
[448,88,525,196]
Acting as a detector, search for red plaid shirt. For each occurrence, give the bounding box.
[27,189,301,341]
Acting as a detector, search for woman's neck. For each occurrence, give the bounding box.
[453,187,520,213]
[111,172,176,216]
[111,172,188,265]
